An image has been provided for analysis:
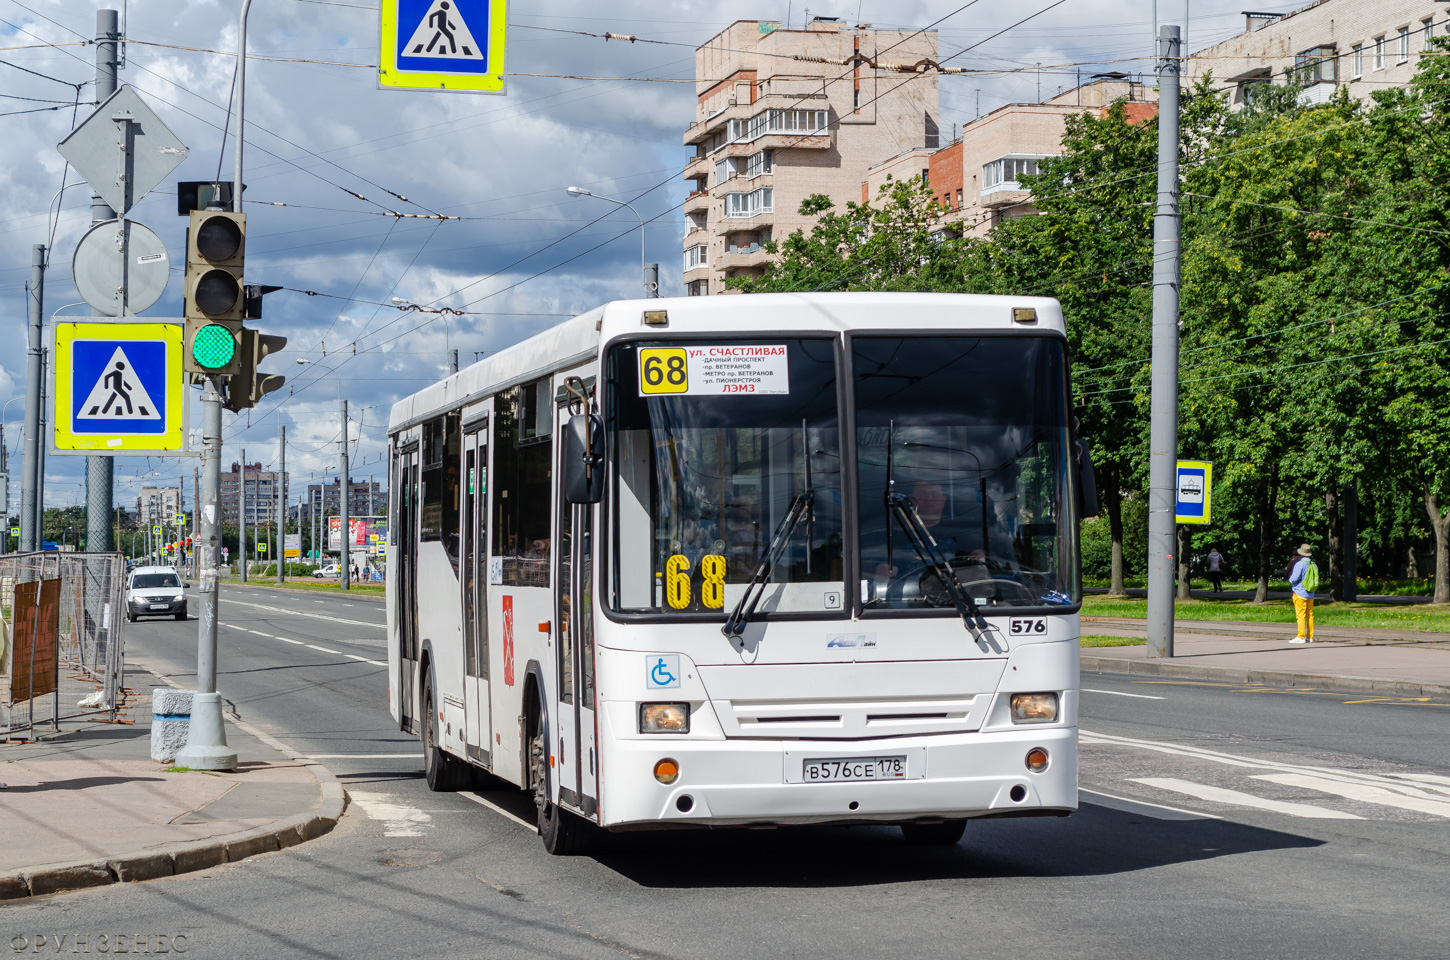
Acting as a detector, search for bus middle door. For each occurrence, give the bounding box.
[553,403,598,818]
[462,420,492,763]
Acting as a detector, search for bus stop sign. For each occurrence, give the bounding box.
[1175,460,1213,524]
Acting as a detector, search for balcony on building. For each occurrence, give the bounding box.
[980,155,1047,209]
[1292,45,1338,106]
[683,190,710,216]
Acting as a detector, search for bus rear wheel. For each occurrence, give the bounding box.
[529,728,595,855]
[900,820,967,845]
[422,684,468,792]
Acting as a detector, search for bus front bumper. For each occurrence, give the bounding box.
[598,726,1077,829]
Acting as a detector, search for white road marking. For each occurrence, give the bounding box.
[306,644,343,655]
[1131,777,1362,819]
[461,790,537,831]
[1083,688,1166,700]
[346,654,386,666]
[304,753,417,759]
[1080,788,1218,820]
[220,596,383,628]
[349,791,433,837]
[278,638,304,645]
[1253,774,1450,818]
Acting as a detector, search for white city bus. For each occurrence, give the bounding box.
[386,293,1096,853]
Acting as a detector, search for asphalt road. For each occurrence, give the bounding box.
[5,583,1449,959]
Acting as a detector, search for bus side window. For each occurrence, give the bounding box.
[492,379,552,586]
[421,411,463,573]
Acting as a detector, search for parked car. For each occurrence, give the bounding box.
[125,566,189,622]
[311,563,342,579]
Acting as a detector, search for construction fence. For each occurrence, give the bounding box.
[0,551,127,736]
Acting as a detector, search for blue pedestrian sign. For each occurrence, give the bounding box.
[1174,460,1213,525]
[379,0,507,94]
[646,654,681,690]
[53,321,186,454]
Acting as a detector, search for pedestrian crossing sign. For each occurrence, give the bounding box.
[379,0,506,94]
[53,321,186,454]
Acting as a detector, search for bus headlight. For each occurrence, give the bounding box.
[1009,693,1059,724]
[639,702,690,734]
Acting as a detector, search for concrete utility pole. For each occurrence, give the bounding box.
[86,9,120,554]
[1146,24,1181,660]
[174,376,236,770]
[193,467,200,580]
[238,451,247,582]
[1343,483,1358,601]
[339,399,350,591]
[276,425,285,584]
[21,244,44,554]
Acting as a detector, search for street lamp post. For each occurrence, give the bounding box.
[566,187,656,297]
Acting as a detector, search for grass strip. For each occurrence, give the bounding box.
[1082,595,1450,632]
[1081,634,1144,648]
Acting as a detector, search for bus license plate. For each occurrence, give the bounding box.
[802,756,907,783]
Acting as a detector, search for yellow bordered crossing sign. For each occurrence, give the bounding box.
[379,0,507,94]
[53,321,185,454]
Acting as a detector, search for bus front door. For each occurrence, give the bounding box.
[554,406,599,818]
[462,422,492,763]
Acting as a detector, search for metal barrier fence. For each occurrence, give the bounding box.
[1,551,126,736]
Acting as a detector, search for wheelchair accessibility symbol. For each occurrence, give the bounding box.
[647,654,681,690]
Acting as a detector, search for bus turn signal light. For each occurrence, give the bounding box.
[653,759,680,784]
[1009,693,1059,724]
[1025,748,1049,772]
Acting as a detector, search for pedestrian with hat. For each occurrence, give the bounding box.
[1288,543,1319,643]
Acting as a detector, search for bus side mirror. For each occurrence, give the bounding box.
[1076,439,1099,519]
[565,413,605,504]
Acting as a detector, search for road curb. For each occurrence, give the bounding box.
[1081,655,1450,699]
[0,667,351,902]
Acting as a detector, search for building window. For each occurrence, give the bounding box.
[684,244,709,270]
[1352,44,1363,78]
[686,279,708,296]
[1424,19,1435,50]
[921,168,930,188]
[956,187,963,207]
[726,187,773,218]
[982,156,1046,193]
[743,108,827,141]
[1294,45,1337,84]
[1375,36,1385,70]
[715,158,737,185]
[1399,26,1411,63]
[744,149,773,178]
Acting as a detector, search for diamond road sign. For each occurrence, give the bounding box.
[379,0,506,94]
[58,85,188,217]
[52,321,187,454]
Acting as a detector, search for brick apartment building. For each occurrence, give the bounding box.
[135,486,183,528]
[303,479,383,523]
[1185,2,1448,107]
[682,17,940,294]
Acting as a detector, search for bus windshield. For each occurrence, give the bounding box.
[854,335,1078,612]
[607,339,844,618]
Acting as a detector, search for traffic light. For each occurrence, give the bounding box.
[223,330,288,412]
[183,210,246,376]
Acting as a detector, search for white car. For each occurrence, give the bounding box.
[126,566,189,622]
[311,563,342,579]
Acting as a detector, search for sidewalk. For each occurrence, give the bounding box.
[0,669,346,900]
[1081,617,1450,699]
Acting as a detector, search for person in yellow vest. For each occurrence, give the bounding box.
[1288,543,1319,643]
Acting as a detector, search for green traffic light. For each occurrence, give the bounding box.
[192,323,236,368]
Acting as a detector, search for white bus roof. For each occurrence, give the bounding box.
[387,292,1062,435]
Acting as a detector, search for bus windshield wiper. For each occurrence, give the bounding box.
[722,422,815,641]
[884,421,990,644]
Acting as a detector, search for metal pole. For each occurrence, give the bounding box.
[234,0,253,213]
[238,450,247,581]
[86,9,120,554]
[36,347,47,547]
[449,349,459,375]
[277,425,285,583]
[1146,24,1181,660]
[174,377,237,770]
[21,244,44,554]
[340,399,350,590]
[193,466,200,579]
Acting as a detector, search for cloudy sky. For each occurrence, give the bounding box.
[0,0,1261,516]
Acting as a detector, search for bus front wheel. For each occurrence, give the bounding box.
[529,728,595,855]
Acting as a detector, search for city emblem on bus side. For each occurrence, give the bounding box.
[647,654,681,690]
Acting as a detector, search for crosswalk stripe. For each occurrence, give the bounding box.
[1131,777,1363,819]
[1253,774,1450,818]
[349,791,432,837]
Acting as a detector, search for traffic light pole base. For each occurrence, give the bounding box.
[173,693,238,771]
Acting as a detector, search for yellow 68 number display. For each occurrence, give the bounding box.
[640,348,689,395]
[665,553,727,610]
